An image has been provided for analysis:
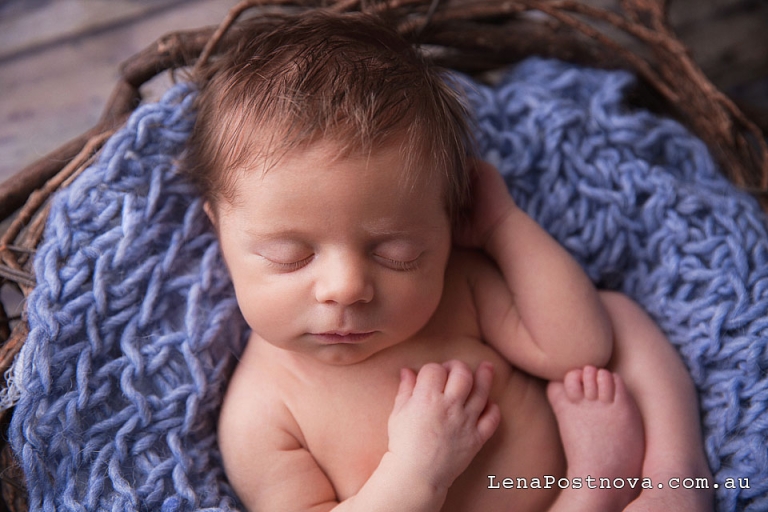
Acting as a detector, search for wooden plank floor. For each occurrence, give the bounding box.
[0,0,766,187]
[0,0,234,184]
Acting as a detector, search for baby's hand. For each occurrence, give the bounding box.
[454,160,516,250]
[386,360,501,493]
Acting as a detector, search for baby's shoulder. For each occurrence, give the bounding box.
[217,345,334,509]
[219,343,299,437]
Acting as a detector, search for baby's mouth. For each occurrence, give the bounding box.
[311,331,376,344]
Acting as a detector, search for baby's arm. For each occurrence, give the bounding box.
[459,161,613,380]
[220,361,499,512]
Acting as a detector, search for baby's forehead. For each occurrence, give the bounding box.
[217,142,445,221]
[214,137,451,233]
[224,129,438,182]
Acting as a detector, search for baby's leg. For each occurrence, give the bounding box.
[600,291,713,511]
[546,366,645,511]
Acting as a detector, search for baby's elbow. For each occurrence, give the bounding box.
[584,314,615,369]
[591,330,614,369]
[555,295,615,376]
[550,349,610,382]
[592,292,619,367]
[550,323,614,381]
[566,292,615,370]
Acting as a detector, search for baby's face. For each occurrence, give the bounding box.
[212,140,452,366]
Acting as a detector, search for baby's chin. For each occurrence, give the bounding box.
[296,343,390,367]
[256,330,406,367]
[306,331,410,366]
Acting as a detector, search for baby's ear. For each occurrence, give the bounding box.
[203,201,218,230]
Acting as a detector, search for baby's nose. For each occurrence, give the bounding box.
[314,254,374,306]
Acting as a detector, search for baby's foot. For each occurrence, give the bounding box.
[546,366,645,511]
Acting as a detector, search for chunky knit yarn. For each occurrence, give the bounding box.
[9,84,249,511]
[9,58,768,511]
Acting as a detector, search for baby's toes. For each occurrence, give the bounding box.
[563,368,585,402]
[581,365,599,400]
[596,368,616,403]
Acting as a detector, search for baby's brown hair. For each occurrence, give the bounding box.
[184,10,474,223]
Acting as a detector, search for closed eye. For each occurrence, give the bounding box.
[262,255,314,272]
[374,254,420,271]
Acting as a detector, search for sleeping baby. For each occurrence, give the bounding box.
[182,10,713,512]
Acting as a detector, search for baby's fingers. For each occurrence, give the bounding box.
[442,360,475,403]
[464,362,500,444]
[465,361,494,416]
[476,402,501,443]
[393,368,416,413]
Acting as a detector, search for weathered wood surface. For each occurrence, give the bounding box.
[0,0,235,185]
[0,0,766,187]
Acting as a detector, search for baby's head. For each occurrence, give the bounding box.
[184,10,474,225]
[184,11,476,365]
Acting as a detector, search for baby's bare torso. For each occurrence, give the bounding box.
[223,253,566,511]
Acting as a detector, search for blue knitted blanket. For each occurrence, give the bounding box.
[8,58,768,511]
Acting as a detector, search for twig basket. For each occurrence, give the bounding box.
[0,0,766,510]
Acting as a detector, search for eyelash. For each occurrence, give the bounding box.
[377,256,420,272]
[266,256,314,272]
[265,254,420,272]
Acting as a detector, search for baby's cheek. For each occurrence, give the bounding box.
[235,281,292,331]
[388,277,443,332]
